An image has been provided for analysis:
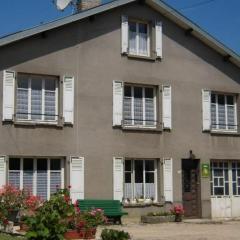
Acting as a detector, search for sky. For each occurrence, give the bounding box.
[0,0,239,54]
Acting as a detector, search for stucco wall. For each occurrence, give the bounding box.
[1,2,240,218]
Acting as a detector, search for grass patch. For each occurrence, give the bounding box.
[0,233,26,240]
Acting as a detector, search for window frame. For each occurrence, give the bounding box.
[128,19,151,58]
[211,160,240,197]
[123,84,157,129]
[123,159,158,202]
[8,157,64,200]
[210,92,237,133]
[15,73,59,125]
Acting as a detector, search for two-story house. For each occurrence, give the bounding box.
[0,0,240,219]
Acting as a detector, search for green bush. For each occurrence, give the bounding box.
[25,188,75,240]
[101,229,130,240]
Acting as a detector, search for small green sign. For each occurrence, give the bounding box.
[201,163,210,178]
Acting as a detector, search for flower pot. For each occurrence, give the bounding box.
[175,214,183,222]
[84,228,96,239]
[19,221,29,232]
[64,230,80,239]
[8,210,19,224]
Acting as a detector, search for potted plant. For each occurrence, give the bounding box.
[76,208,107,239]
[0,185,26,224]
[171,204,184,222]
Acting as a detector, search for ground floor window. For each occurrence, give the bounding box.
[8,157,64,200]
[124,159,157,201]
[211,161,240,196]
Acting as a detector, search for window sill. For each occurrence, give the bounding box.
[210,129,239,136]
[122,125,162,132]
[14,120,63,128]
[126,53,157,62]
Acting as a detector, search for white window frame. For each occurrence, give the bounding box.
[128,20,150,57]
[124,159,158,202]
[8,157,64,200]
[211,160,240,197]
[123,85,157,128]
[16,74,59,124]
[210,93,237,133]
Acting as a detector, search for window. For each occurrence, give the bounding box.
[211,161,240,196]
[8,158,63,200]
[129,21,150,57]
[123,85,156,127]
[124,159,157,201]
[211,93,237,131]
[16,73,58,122]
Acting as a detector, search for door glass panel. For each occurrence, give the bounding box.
[135,160,143,198]
[23,159,34,194]
[50,159,61,195]
[37,159,48,200]
[9,158,20,189]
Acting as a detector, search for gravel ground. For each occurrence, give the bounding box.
[97,218,240,240]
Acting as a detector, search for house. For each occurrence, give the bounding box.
[0,0,240,219]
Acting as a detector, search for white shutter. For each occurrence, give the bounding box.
[202,90,211,131]
[162,85,172,129]
[113,81,123,126]
[70,157,84,202]
[113,157,124,201]
[0,156,6,187]
[155,21,162,58]
[3,70,15,121]
[163,158,173,202]
[121,15,128,54]
[63,76,74,124]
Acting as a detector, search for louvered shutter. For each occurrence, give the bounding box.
[163,158,173,202]
[162,85,172,129]
[113,157,124,201]
[70,157,84,202]
[3,70,15,121]
[0,156,6,187]
[63,76,74,124]
[121,15,128,54]
[155,21,163,58]
[113,81,123,126]
[202,90,211,131]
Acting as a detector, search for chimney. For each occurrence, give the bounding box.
[77,0,101,12]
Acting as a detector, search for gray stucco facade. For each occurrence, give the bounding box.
[0,1,240,218]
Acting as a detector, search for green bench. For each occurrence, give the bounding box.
[77,199,128,224]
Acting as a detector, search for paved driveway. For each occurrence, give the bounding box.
[97,220,240,240]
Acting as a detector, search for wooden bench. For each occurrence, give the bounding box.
[77,199,128,224]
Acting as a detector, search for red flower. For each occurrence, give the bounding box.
[68,185,72,189]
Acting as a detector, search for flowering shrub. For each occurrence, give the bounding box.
[76,208,107,230]
[171,204,184,216]
[24,195,43,211]
[0,185,27,212]
[25,187,78,240]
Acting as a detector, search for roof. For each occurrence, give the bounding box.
[1,0,240,68]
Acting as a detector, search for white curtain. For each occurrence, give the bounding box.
[45,90,56,121]
[16,88,28,120]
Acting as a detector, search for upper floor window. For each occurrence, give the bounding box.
[16,73,58,122]
[211,93,237,132]
[123,85,156,127]
[129,21,150,57]
[121,16,162,59]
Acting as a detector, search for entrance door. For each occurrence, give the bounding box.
[182,159,201,218]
